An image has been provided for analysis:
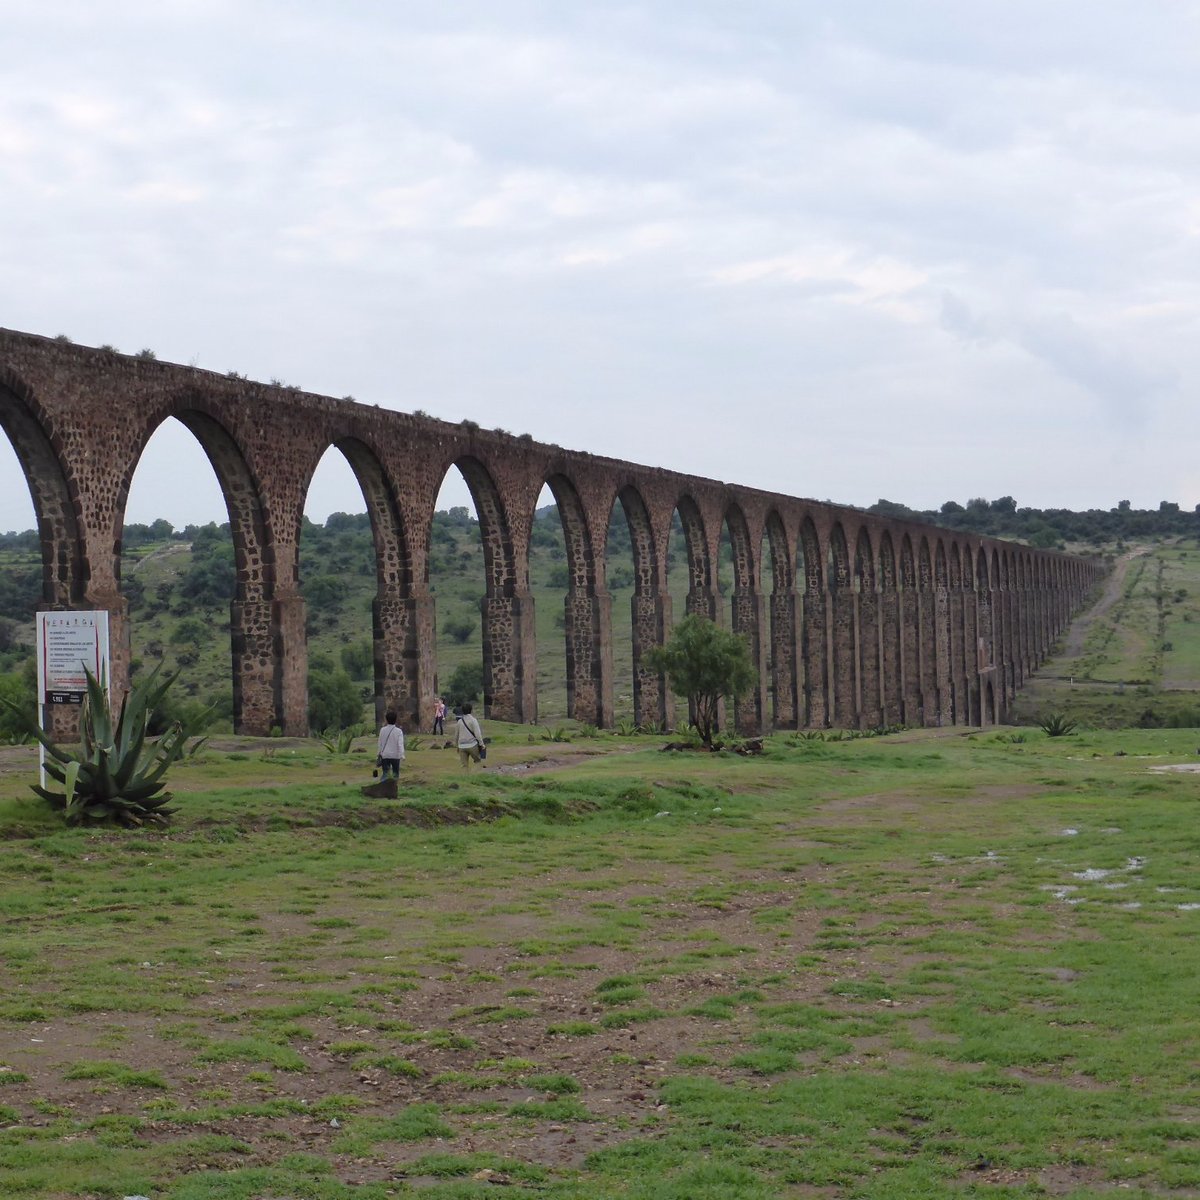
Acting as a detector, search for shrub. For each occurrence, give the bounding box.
[308,670,363,732]
[646,615,756,747]
[445,662,483,707]
[443,616,475,644]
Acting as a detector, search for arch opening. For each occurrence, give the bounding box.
[609,486,662,729]
[119,413,272,733]
[298,441,411,734]
[431,458,523,723]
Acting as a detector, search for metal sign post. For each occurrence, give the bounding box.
[35,611,110,788]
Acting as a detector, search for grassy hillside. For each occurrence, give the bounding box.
[0,507,742,733]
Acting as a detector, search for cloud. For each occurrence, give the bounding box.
[0,0,1199,529]
[1017,313,1173,428]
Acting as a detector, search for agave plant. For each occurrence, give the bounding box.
[318,724,363,755]
[1039,712,1079,738]
[0,663,199,826]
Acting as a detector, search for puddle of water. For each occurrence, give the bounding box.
[1124,856,1146,871]
[1100,827,1122,834]
[1178,903,1200,912]
[1060,828,1080,837]
[1121,902,1142,910]
[1102,881,1128,890]
[1148,763,1200,773]
[1073,868,1112,881]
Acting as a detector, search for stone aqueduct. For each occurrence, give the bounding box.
[0,328,1101,737]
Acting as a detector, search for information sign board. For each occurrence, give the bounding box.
[37,611,110,705]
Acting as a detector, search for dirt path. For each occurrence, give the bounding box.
[1060,547,1146,660]
[125,539,190,575]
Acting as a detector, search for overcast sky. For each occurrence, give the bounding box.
[2,0,1198,532]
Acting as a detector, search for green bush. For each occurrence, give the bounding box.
[308,670,364,732]
[445,662,484,707]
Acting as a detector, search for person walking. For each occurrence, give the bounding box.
[376,711,406,780]
[455,703,485,769]
[432,696,446,735]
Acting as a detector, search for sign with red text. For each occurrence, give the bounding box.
[36,611,110,705]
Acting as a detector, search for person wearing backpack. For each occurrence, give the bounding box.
[455,703,485,768]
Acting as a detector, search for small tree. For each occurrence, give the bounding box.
[445,661,484,708]
[646,614,756,747]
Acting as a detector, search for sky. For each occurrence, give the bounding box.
[2,0,1198,532]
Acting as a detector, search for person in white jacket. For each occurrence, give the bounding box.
[376,711,406,779]
[455,703,485,768]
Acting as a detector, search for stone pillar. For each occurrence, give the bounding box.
[770,589,800,728]
[731,590,766,735]
[480,590,536,724]
[830,589,856,728]
[273,591,308,736]
[948,587,965,725]
[686,587,718,622]
[961,589,978,725]
[857,587,883,728]
[880,586,902,726]
[564,586,613,727]
[899,588,922,726]
[934,585,951,726]
[631,589,672,730]
[918,587,938,725]
[802,588,828,727]
[374,587,434,731]
[231,597,276,736]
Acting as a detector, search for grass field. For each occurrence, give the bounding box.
[1,722,1198,1198]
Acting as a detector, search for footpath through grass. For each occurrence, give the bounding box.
[0,726,1198,1198]
[1014,538,1200,728]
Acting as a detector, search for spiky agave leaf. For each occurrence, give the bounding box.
[9,659,200,827]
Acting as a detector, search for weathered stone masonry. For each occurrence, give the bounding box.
[0,329,1102,736]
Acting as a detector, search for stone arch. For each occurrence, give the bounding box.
[675,493,713,618]
[120,405,277,734]
[436,455,525,721]
[122,407,271,595]
[451,456,516,598]
[544,471,608,725]
[545,473,596,593]
[614,484,668,729]
[854,525,881,727]
[828,522,855,727]
[305,436,415,728]
[722,503,756,593]
[0,371,84,609]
